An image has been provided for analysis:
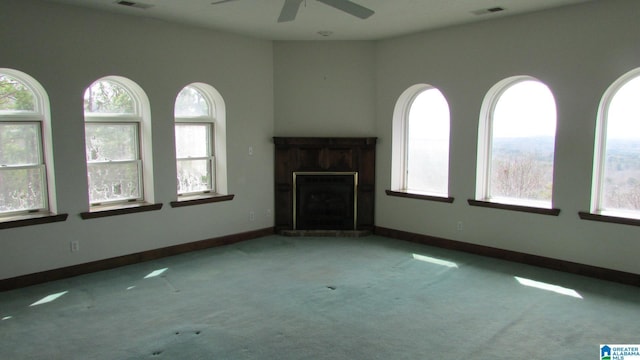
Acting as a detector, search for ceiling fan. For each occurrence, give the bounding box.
[211,0,375,23]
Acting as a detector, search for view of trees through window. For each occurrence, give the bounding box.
[601,75,640,211]
[489,80,556,204]
[84,79,142,204]
[84,80,134,114]
[406,87,450,195]
[85,123,140,203]
[175,86,209,117]
[0,75,35,112]
[0,74,46,214]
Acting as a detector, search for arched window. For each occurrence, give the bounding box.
[174,83,227,198]
[0,68,57,217]
[83,76,154,207]
[476,76,557,208]
[590,68,640,217]
[391,84,450,197]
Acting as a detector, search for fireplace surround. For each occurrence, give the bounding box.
[273,137,376,233]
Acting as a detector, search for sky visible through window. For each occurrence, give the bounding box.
[607,76,640,139]
[601,75,640,212]
[489,80,556,204]
[493,80,556,138]
[406,88,449,194]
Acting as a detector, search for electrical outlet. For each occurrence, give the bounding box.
[456,221,464,232]
[248,146,254,156]
[266,209,272,217]
[249,210,255,221]
[70,241,80,252]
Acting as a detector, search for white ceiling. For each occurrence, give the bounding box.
[42,0,594,40]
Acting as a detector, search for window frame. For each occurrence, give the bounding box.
[82,76,155,211]
[174,84,216,196]
[389,83,453,202]
[473,75,560,214]
[587,68,640,220]
[171,83,231,207]
[0,69,60,221]
[84,121,143,205]
[175,121,216,196]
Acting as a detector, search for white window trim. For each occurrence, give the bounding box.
[85,121,142,205]
[392,84,445,196]
[175,122,215,196]
[83,76,154,208]
[0,68,57,217]
[174,83,227,198]
[475,75,556,209]
[590,68,640,216]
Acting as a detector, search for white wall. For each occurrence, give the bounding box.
[3,0,640,280]
[375,0,640,274]
[274,41,376,137]
[0,0,274,279]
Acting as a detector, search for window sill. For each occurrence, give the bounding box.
[578,211,640,226]
[386,190,454,203]
[468,199,560,216]
[0,212,69,230]
[80,202,163,219]
[170,193,235,208]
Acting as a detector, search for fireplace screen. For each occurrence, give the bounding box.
[293,172,358,230]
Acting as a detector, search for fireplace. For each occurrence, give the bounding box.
[273,137,376,233]
[294,172,357,230]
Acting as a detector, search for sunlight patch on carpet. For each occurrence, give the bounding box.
[144,268,168,279]
[30,291,69,306]
[515,276,582,299]
[412,253,459,268]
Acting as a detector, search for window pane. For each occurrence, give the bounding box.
[175,86,209,117]
[84,80,135,114]
[87,162,140,203]
[0,168,45,213]
[602,76,640,211]
[490,80,556,202]
[0,123,41,165]
[0,75,36,112]
[85,123,138,162]
[177,159,212,194]
[406,88,450,194]
[175,124,209,158]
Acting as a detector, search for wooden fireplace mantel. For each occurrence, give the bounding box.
[273,137,377,232]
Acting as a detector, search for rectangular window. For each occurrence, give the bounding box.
[175,123,214,195]
[0,122,47,214]
[85,122,142,204]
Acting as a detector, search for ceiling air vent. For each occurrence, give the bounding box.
[472,7,505,15]
[115,1,154,10]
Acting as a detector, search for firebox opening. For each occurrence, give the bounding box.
[294,172,357,230]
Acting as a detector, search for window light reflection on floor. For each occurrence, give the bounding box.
[515,276,583,299]
[412,254,459,268]
[144,268,168,279]
[2,316,13,321]
[29,291,69,307]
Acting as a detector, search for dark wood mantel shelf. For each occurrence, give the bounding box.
[273,137,377,233]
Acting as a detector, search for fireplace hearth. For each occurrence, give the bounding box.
[273,137,376,233]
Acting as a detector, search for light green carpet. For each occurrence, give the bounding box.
[1,235,638,359]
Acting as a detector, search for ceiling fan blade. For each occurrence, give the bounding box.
[278,0,304,23]
[316,0,374,19]
[211,0,239,4]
